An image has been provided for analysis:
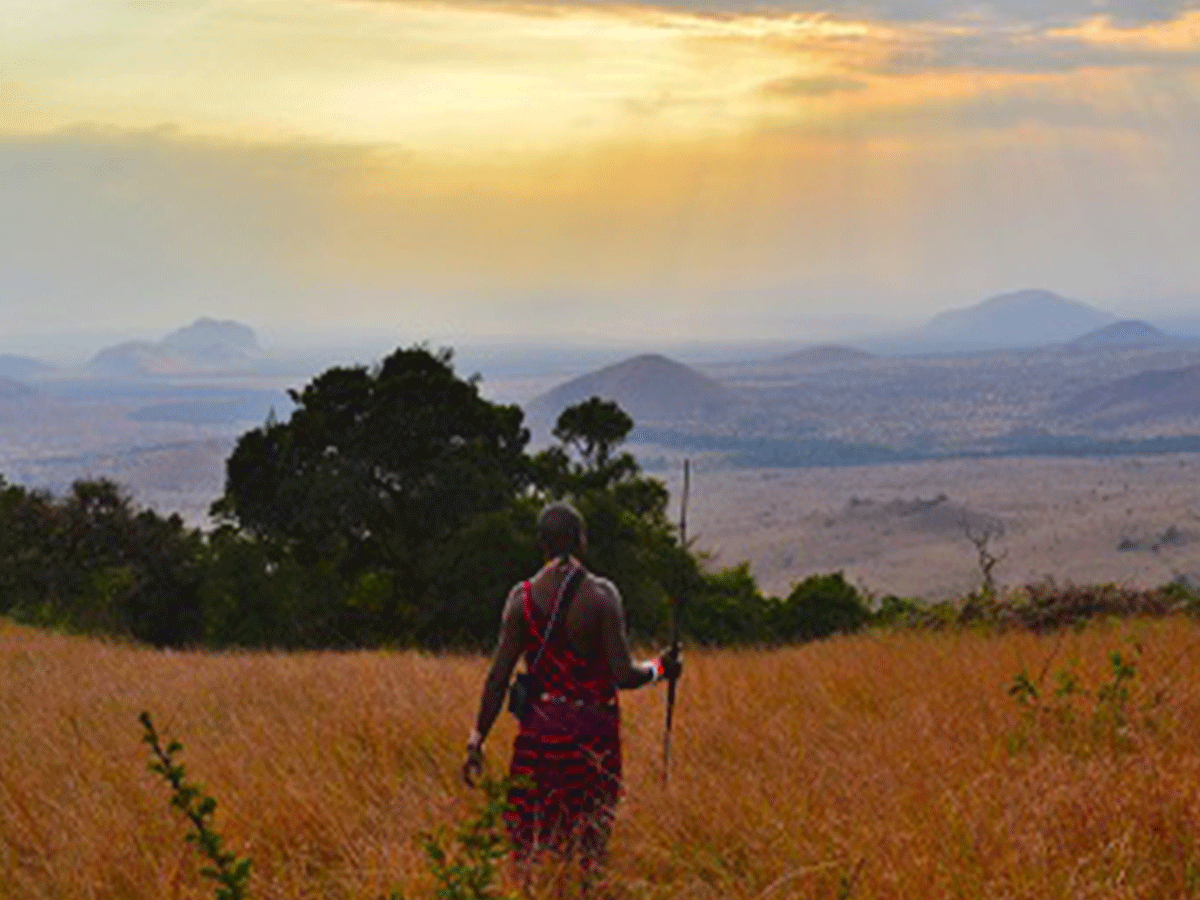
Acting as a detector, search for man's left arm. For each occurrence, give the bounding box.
[463,585,525,786]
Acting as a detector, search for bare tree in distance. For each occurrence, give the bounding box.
[961,517,1007,598]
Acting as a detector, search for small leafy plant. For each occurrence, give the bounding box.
[139,711,253,900]
[1007,641,1147,756]
[408,776,521,900]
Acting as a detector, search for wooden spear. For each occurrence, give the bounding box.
[663,457,689,785]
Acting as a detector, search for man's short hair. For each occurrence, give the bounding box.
[538,501,585,559]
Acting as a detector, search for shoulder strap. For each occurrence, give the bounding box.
[521,581,535,638]
[528,566,585,677]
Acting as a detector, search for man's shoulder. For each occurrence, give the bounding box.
[583,572,621,604]
[502,580,527,614]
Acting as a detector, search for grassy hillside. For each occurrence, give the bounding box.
[3,617,1199,899]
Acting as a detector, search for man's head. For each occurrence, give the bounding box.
[538,501,586,560]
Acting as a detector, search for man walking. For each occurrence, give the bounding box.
[462,501,682,880]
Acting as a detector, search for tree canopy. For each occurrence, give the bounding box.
[214,346,531,641]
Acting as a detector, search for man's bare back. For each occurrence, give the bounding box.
[504,560,653,690]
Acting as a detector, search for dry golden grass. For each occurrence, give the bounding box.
[4,616,1200,900]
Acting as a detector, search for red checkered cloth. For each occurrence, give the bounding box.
[505,580,621,866]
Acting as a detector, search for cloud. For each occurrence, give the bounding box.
[760,74,871,95]
[839,0,1196,27]
[869,13,1200,75]
[867,0,1198,26]
[1053,9,1200,50]
[449,0,1199,27]
[5,0,1200,159]
[1,0,878,151]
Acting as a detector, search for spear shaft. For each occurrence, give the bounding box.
[663,458,689,785]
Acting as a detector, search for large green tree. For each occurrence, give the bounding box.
[213,346,531,642]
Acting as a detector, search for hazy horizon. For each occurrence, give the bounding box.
[5,291,1200,371]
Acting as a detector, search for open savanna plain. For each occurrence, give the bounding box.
[657,454,1200,601]
[4,615,1200,900]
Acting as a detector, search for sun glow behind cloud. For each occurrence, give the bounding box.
[0,0,896,153]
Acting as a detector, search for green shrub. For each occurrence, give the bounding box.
[998,580,1189,633]
[871,594,923,628]
[1007,641,1149,756]
[773,573,871,642]
[403,777,520,900]
[686,563,773,646]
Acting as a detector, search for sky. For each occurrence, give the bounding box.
[3,0,1200,347]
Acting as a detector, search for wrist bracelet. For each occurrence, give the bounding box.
[643,657,666,684]
[467,728,484,752]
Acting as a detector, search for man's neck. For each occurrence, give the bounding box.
[539,556,581,577]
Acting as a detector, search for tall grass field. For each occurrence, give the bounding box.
[3,616,1199,899]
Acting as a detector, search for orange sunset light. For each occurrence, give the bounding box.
[0,0,893,152]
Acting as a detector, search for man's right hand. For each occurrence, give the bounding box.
[660,646,683,682]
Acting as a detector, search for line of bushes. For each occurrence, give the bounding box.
[0,471,887,649]
[3,466,1197,650]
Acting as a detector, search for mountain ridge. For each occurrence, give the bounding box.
[921,289,1117,349]
[0,376,35,398]
[1066,320,1173,351]
[524,353,735,430]
[162,318,259,358]
[0,354,54,381]
[87,318,261,377]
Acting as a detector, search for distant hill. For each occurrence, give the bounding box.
[773,345,877,367]
[922,289,1116,349]
[87,341,195,378]
[0,354,53,380]
[1066,320,1173,350]
[1057,364,1200,427]
[87,318,261,377]
[162,318,259,361]
[0,376,35,398]
[524,354,734,429]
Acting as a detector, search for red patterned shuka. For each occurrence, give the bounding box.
[506,579,621,867]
